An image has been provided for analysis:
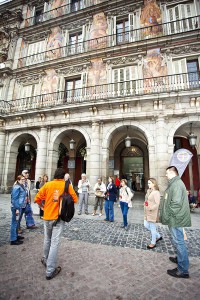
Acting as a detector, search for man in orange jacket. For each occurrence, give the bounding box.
[34,168,78,280]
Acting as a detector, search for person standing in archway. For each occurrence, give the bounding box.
[77,173,91,215]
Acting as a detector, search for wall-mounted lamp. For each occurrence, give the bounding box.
[69,139,76,150]
[25,142,30,152]
[188,122,197,149]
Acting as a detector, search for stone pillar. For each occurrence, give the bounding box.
[35,127,48,180]
[155,117,169,193]
[68,149,76,183]
[0,129,6,191]
[101,147,109,184]
[88,122,100,188]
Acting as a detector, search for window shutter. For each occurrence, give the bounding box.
[43,2,49,21]
[129,9,141,42]
[108,16,116,46]
[172,59,188,89]
[30,6,36,25]
[63,29,69,56]
[81,72,88,99]
[65,0,71,13]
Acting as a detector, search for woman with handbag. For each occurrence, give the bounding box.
[119,179,133,230]
[10,175,26,245]
[92,178,106,216]
[104,176,117,222]
[144,178,162,249]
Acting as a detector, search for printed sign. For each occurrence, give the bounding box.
[170,148,193,177]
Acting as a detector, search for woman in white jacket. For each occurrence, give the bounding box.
[78,173,91,215]
[119,179,133,230]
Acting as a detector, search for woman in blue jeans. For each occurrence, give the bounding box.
[104,176,117,222]
[119,179,133,230]
[10,175,26,245]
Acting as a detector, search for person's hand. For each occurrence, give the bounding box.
[144,201,148,206]
[16,209,19,215]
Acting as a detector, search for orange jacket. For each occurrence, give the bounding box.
[34,179,78,220]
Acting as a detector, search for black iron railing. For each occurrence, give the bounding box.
[18,15,200,68]
[1,72,199,115]
[24,0,107,26]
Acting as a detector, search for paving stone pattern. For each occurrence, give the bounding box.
[0,195,200,300]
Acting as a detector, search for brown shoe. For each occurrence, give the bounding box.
[18,228,23,234]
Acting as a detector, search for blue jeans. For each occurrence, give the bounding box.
[169,227,189,274]
[120,201,129,227]
[104,200,114,221]
[10,207,19,241]
[144,220,161,244]
[43,220,65,276]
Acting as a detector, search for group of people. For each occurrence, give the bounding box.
[77,174,133,230]
[10,165,192,280]
[10,170,37,245]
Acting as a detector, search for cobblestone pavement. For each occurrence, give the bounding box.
[0,194,200,300]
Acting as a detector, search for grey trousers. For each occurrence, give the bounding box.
[94,196,104,211]
[43,220,64,276]
[78,192,89,213]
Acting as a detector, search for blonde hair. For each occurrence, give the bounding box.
[148,178,159,191]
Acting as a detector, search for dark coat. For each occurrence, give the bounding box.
[106,183,117,201]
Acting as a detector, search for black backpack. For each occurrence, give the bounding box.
[53,180,75,226]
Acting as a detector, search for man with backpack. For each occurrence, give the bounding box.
[34,168,78,280]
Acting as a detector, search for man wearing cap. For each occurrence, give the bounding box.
[77,173,91,215]
[17,170,37,233]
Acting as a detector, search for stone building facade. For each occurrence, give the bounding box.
[0,0,200,195]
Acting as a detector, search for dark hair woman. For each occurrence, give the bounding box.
[104,176,117,222]
[10,175,26,245]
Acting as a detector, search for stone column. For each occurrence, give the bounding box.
[68,149,76,183]
[88,122,100,188]
[35,127,48,180]
[101,147,109,184]
[155,117,169,193]
[0,128,6,191]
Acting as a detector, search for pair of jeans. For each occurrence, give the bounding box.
[104,200,114,221]
[10,207,19,241]
[43,220,65,276]
[169,227,189,274]
[144,220,161,244]
[120,201,129,227]
[78,192,89,213]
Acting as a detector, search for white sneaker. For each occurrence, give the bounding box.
[99,213,103,217]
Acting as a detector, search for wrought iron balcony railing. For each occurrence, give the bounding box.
[18,15,200,68]
[24,0,107,27]
[1,72,199,115]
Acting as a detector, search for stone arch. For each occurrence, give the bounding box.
[50,125,91,150]
[102,121,154,149]
[4,130,39,191]
[168,116,200,147]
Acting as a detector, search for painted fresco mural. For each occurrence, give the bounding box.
[48,0,67,18]
[88,12,108,49]
[143,48,167,93]
[41,69,59,103]
[140,0,162,39]
[46,27,63,59]
[87,58,107,86]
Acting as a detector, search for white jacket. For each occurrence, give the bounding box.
[78,179,91,193]
[119,186,133,207]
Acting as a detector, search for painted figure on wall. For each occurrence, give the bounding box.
[143,48,167,93]
[50,0,66,18]
[87,58,107,96]
[18,39,26,68]
[41,69,59,104]
[89,12,108,49]
[140,0,162,38]
[46,27,63,59]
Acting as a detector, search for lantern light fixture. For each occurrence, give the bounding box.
[69,139,76,150]
[188,122,197,149]
[25,142,30,152]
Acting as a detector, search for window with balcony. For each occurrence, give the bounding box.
[26,40,46,65]
[71,0,84,12]
[69,33,83,54]
[65,78,82,101]
[187,60,199,87]
[116,20,129,44]
[112,66,138,96]
[167,2,196,34]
